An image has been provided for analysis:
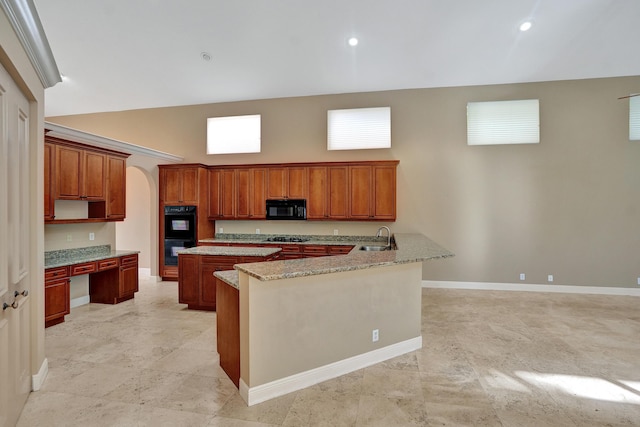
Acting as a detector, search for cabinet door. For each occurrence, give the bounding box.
[120,263,138,296]
[180,167,199,204]
[44,278,70,322]
[208,169,222,218]
[349,165,373,219]
[208,169,235,219]
[83,151,106,200]
[328,166,349,219]
[372,165,396,220]
[178,255,199,305]
[307,166,327,219]
[44,142,54,220]
[236,168,250,218]
[200,262,218,307]
[287,167,307,199]
[249,168,267,219]
[267,167,287,199]
[55,145,82,199]
[106,155,126,220]
[162,168,182,204]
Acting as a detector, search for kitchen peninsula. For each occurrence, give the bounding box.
[207,233,453,406]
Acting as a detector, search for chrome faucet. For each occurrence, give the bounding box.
[375,226,391,247]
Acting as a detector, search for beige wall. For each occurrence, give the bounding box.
[116,167,151,268]
[47,75,640,288]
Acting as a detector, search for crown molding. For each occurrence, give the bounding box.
[45,121,183,162]
[0,0,61,88]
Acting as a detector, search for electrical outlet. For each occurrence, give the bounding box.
[89,232,95,241]
[333,229,339,235]
[219,227,223,233]
[256,228,260,234]
[519,273,525,281]
[66,234,72,242]
[372,329,379,342]
[548,274,554,283]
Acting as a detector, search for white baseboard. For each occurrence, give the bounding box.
[422,280,640,296]
[32,358,48,391]
[240,336,422,406]
[70,295,90,308]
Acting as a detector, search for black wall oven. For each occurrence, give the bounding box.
[164,206,197,266]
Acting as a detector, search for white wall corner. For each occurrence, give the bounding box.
[32,357,48,391]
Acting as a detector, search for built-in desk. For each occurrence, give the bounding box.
[44,245,139,327]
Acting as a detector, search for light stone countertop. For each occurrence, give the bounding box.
[213,270,239,289]
[177,246,281,257]
[222,233,454,282]
[45,245,140,269]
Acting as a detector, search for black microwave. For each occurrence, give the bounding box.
[266,199,307,220]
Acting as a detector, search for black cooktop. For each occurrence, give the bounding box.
[263,236,310,243]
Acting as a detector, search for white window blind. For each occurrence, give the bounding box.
[327,107,391,150]
[207,114,261,154]
[630,96,640,141]
[467,99,540,145]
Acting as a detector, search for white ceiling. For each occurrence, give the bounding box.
[34,0,640,117]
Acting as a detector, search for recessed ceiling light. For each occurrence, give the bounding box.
[519,21,532,32]
[348,37,359,47]
[201,52,212,61]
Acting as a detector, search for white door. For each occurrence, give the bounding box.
[0,61,32,427]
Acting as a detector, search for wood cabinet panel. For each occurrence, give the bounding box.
[97,258,119,271]
[55,144,82,199]
[106,155,126,220]
[372,165,397,220]
[208,168,235,219]
[119,258,139,297]
[71,262,97,276]
[44,142,54,220]
[216,278,240,387]
[267,167,307,199]
[249,168,267,219]
[349,165,372,219]
[307,166,327,219]
[162,166,199,205]
[328,166,349,219]
[83,151,107,200]
[178,254,199,305]
[44,277,70,326]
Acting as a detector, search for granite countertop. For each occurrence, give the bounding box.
[177,246,281,257]
[45,245,140,269]
[206,233,454,282]
[199,233,386,248]
[214,270,239,289]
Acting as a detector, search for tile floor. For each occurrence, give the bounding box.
[17,275,640,426]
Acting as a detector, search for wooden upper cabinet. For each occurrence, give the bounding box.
[249,168,267,219]
[327,166,349,219]
[55,144,106,201]
[162,167,199,205]
[307,166,328,219]
[44,142,55,220]
[208,168,235,219]
[267,167,307,199]
[349,164,396,220]
[106,155,127,220]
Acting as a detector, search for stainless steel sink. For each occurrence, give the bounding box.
[359,245,392,251]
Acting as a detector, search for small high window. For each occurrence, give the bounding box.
[207,114,261,154]
[467,99,540,146]
[327,107,391,150]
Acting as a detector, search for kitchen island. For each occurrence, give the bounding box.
[213,233,453,406]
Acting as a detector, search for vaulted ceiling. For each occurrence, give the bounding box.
[34,0,640,117]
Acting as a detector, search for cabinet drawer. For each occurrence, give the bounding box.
[120,254,138,267]
[302,245,328,255]
[45,266,69,281]
[71,262,97,276]
[279,244,301,253]
[328,245,354,255]
[97,258,119,271]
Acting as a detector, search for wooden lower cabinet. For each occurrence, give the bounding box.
[44,266,70,328]
[216,277,240,387]
[89,254,139,304]
[178,253,277,310]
